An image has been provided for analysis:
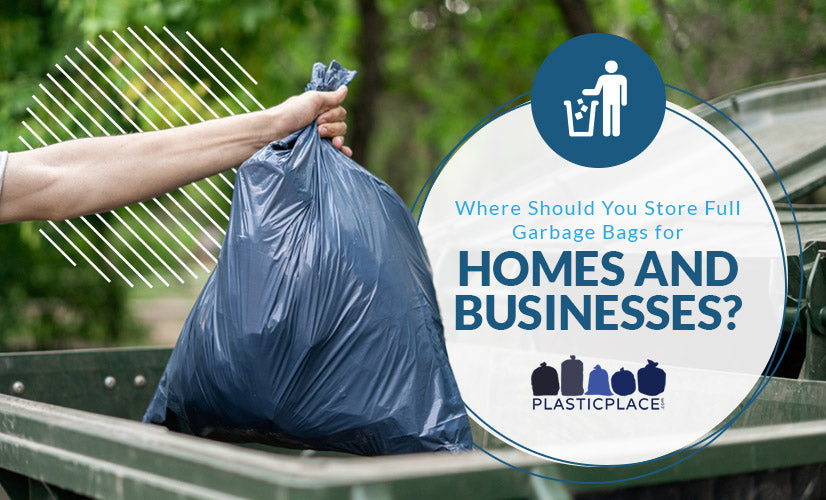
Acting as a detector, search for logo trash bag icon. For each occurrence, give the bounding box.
[611,367,636,396]
[561,355,584,395]
[531,362,560,396]
[585,365,613,396]
[637,360,666,396]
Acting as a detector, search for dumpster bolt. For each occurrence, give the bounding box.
[104,376,116,389]
[133,375,146,387]
[11,381,24,394]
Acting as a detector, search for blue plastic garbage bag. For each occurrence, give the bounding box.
[143,61,473,456]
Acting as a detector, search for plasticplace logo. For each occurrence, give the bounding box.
[531,356,666,412]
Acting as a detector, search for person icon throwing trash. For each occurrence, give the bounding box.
[582,60,627,137]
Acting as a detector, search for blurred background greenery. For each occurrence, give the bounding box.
[0,0,825,350]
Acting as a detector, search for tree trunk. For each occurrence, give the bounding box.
[554,0,595,37]
[351,0,384,167]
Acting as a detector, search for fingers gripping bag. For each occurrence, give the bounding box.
[143,61,473,455]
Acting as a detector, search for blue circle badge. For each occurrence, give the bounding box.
[532,33,665,168]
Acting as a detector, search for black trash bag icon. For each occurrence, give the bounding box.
[637,360,666,396]
[611,367,636,396]
[585,365,613,396]
[531,362,560,396]
[561,355,584,396]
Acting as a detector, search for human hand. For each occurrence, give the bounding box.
[277,86,352,157]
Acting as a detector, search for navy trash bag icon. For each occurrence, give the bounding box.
[637,360,666,396]
[611,368,636,396]
[585,365,613,395]
[531,362,560,396]
[561,355,584,396]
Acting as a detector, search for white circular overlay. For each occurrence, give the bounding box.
[418,102,786,465]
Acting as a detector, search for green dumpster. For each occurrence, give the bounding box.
[0,347,823,499]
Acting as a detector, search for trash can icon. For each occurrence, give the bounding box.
[563,98,599,137]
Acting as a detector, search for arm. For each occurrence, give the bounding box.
[621,76,627,106]
[0,87,349,224]
[581,78,603,96]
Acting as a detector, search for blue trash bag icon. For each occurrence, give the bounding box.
[585,365,613,395]
[611,367,636,396]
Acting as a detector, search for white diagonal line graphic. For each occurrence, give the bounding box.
[26,108,61,142]
[168,28,251,113]
[28,101,173,286]
[96,36,232,213]
[181,179,230,222]
[138,26,237,187]
[97,213,170,287]
[31,95,75,138]
[73,48,229,235]
[54,63,128,134]
[29,104,158,287]
[38,85,93,137]
[18,138,111,282]
[146,26,235,116]
[185,184,228,225]
[143,201,210,273]
[66,219,134,287]
[81,216,151,287]
[33,101,80,141]
[39,229,77,266]
[115,30,202,123]
[23,29,265,285]
[37,80,194,282]
[124,205,192,281]
[133,27,218,119]
[187,32,264,110]
[63,55,150,133]
[43,71,200,282]
[67,49,223,266]
[97,35,188,125]
[46,73,110,136]
[81,42,172,128]
[105,32,233,209]
[177,188,226,234]
[22,120,143,287]
[21,121,47,146]
[49,221,111,282]
[88,36,232,214]
[128,27,237,187]
[220,48,257,85]
[160,194,220,260]
[118,29,235,196]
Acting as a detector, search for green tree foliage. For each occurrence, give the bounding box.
[2,0,826,349]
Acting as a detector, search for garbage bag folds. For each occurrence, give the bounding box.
[143,61,473,456]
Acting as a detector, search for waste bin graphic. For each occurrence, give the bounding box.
[563,98,599,137]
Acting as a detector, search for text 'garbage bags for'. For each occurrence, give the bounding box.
[143,61,472,456]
